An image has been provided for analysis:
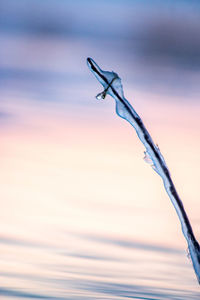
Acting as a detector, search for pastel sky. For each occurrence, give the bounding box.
[1,1,200,296]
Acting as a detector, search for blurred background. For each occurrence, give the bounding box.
[1,0,200,299]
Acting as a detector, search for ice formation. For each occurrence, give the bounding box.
[87,57,200,284]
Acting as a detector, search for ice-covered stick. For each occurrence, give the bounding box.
[87,57,200,284]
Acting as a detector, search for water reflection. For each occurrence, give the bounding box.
[0,288,53,299]
[77,233,182,254]
[1,231,199,299]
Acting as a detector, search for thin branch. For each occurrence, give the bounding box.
[87,57,200,284]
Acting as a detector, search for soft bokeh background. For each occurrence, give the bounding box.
[1,0,200,299]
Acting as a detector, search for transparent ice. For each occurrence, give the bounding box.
[87,57,200,284]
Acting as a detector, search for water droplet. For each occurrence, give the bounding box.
[96,91,106,100]
[143,151,153,165]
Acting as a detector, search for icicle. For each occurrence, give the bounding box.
[96,91,106,100]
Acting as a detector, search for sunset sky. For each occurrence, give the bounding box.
[1,0,200,298]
